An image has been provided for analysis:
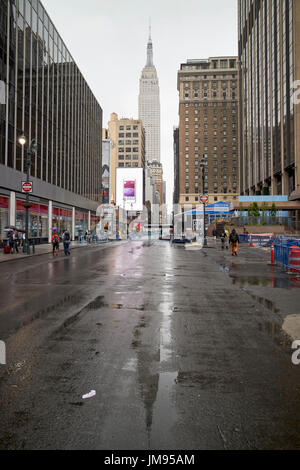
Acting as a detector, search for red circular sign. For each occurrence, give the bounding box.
[22,182,33,193]
[200,195,209,204]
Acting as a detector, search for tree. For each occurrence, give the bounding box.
[248,202,260,217]
[270,203,277,217]
[261,202,267,225]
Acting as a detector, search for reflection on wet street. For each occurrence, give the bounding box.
[0,241,300,450]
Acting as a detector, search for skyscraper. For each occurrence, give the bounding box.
[238,1,300,200]
[177,57,239,208]
[139,28,161,163]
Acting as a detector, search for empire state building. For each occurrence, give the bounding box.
[138,29,161,163]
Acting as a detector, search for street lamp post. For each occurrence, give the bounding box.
[200,155,208,247]
[18,134,37,255]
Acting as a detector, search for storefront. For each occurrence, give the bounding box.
[75,210,89,238]
[16,200,49,240]
[0,196,9,242]
[52,207,72,235]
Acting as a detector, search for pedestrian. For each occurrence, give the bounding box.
[229,229,240,256]
[62,230,71,256]
[13,230,19,254]
[52,232,60,256]
[8,231,14,254]
[212,228,217,240]
[220,230,227,250]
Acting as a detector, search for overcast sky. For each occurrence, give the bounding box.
[42,0,238,207]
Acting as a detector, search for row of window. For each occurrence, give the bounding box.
[118,148,139,153]
[118,155,139,160]
[118,163,139,168]
[119,133,139,138]
[119,125,139,131]
[184,92,237,99]
[118,140,139,145]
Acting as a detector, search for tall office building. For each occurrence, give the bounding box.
[177,57,239,208]
[108,113,145,203]
[238,0,300,200]
[138,28,161,163]
[0,0,102,242]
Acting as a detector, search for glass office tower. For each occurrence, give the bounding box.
[0,0,103,242]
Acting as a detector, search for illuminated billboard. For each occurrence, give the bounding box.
[116,168,144,211]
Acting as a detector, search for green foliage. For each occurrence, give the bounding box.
[248,202,260,217]
[270,203,277,217]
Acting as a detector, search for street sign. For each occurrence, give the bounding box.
[22,181,33,193]
[200,194,208,204]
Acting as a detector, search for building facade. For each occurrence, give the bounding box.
[238,0,300,199]
[138,30,161,163]
[177,57,239,207]
[173,126,180,204]
[147,159,164,204]
[102,129,111,205]
[108,113,145,203]
[0,0,102,242]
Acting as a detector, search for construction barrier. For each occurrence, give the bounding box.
[248,234,274,247]
[274,240,300,272]
[289,246,300,273]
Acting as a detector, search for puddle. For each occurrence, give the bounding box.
[86,296,106,310]
[247,293,279,313]
[258,321,292,349]
[109,304,145,311]
[231,277,297,289]
[159,303,173,362]
[150,372,178,447]
[219,262,300,289]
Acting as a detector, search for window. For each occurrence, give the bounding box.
[118,140,124,145]
[119,148,124,153]
[133,155,139,160]
[126,126,131,130]
[125,163,131,167]
[119,133,124,138]
[133,125,138,130]
[133,148,139,152]
[125,155,131,160]
[126,133,132,138]
[119,155,124,160]
[133,133,138,138]
[119,126,124,130]
[126,148,131,153]
[119,163,124,167]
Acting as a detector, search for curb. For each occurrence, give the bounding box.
[0,241,125,265]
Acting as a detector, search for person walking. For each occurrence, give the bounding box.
[8,231,14,254]
[229,229,240,256]
[221,230,227,250]
[13,230,19,254]
[52,232,60,256]
[62,230,71,256]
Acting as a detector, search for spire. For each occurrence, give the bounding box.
[146,20,153,67]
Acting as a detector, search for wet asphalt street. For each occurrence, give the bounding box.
[0,240,300,450]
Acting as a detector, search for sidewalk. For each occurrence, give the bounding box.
[0,240,117,263]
